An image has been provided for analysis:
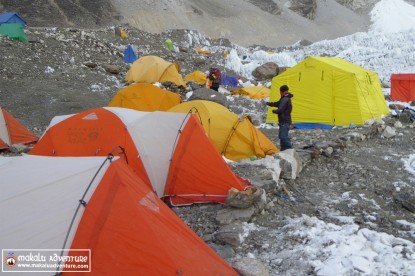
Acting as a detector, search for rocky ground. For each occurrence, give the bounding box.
[1,26,415,275]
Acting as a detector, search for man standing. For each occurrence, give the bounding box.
[266,85,293,151]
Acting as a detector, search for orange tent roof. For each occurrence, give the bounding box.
[29,108,152,188]
[108,83,182,111]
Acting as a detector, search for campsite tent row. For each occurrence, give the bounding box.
[109,82,278,161]
[1,107,246,273]
[29,107,249,205]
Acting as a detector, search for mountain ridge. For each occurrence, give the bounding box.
[1,0,415,47]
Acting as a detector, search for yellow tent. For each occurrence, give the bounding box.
[184,70,207,85]
[195,47,209,55]
[168,100,278,161]
[125,56,187,87]
[108,83,182,111]
[231,86,271,99]
[267,56,389,127]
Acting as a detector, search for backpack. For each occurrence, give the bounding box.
[210,68,222,82]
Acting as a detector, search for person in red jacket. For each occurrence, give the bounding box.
[266,85,293,151]
[207,67,221,91]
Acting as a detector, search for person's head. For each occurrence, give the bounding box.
[280,85,289,96]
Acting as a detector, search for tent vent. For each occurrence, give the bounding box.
[321,71,324,80]
[298,72,301,81]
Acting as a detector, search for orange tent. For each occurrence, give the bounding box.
[125,55,187,87]
[0,155,237,275]
[391,74,415,102]
[108,83,182,111]
[30,107,249,205]
[0,107,37,150]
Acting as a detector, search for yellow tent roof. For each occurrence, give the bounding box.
[266,56,389,126]
[231,86,271,99]
[108,83,182,111]
[168,100,278,161]
[184,70,207,85]
[125,55,187,87]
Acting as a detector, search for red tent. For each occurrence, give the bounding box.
[390,74,415,102]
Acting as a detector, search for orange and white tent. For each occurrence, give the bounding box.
[30,107,249,205]
[0,155,237,275]
[108,83,182,111]
[0,107,37,150]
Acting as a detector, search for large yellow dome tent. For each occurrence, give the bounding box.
[125,55,187,87]
[266,56,389,127]
[168,100,278,161]
[108,83,182,111]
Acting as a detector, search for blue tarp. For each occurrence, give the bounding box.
[293,123,333,130]
[124,45,137,63]
[0,12,26,28]
[221,74,239,87]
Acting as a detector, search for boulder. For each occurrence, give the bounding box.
[225,187,267,209]
[278,149,303,179]
[251,62,279,80]
[188,87,228,106]
[102,64,120,74]
[230,257,270,276]
[214,223,245,247]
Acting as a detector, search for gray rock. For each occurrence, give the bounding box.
[394,192,415,213]
[278,149,303,180]
[251,62,279,81]
[216,206,256,225]
[382,126,396,138]
[208,243,236,259]
[225,186,266,209]
[102,64,120,74]
[230,257,270,276]
[214,223,245,247]
[188,87,228,107]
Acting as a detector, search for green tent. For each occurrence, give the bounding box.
[164,38,174,51]
[0,23,28,42]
